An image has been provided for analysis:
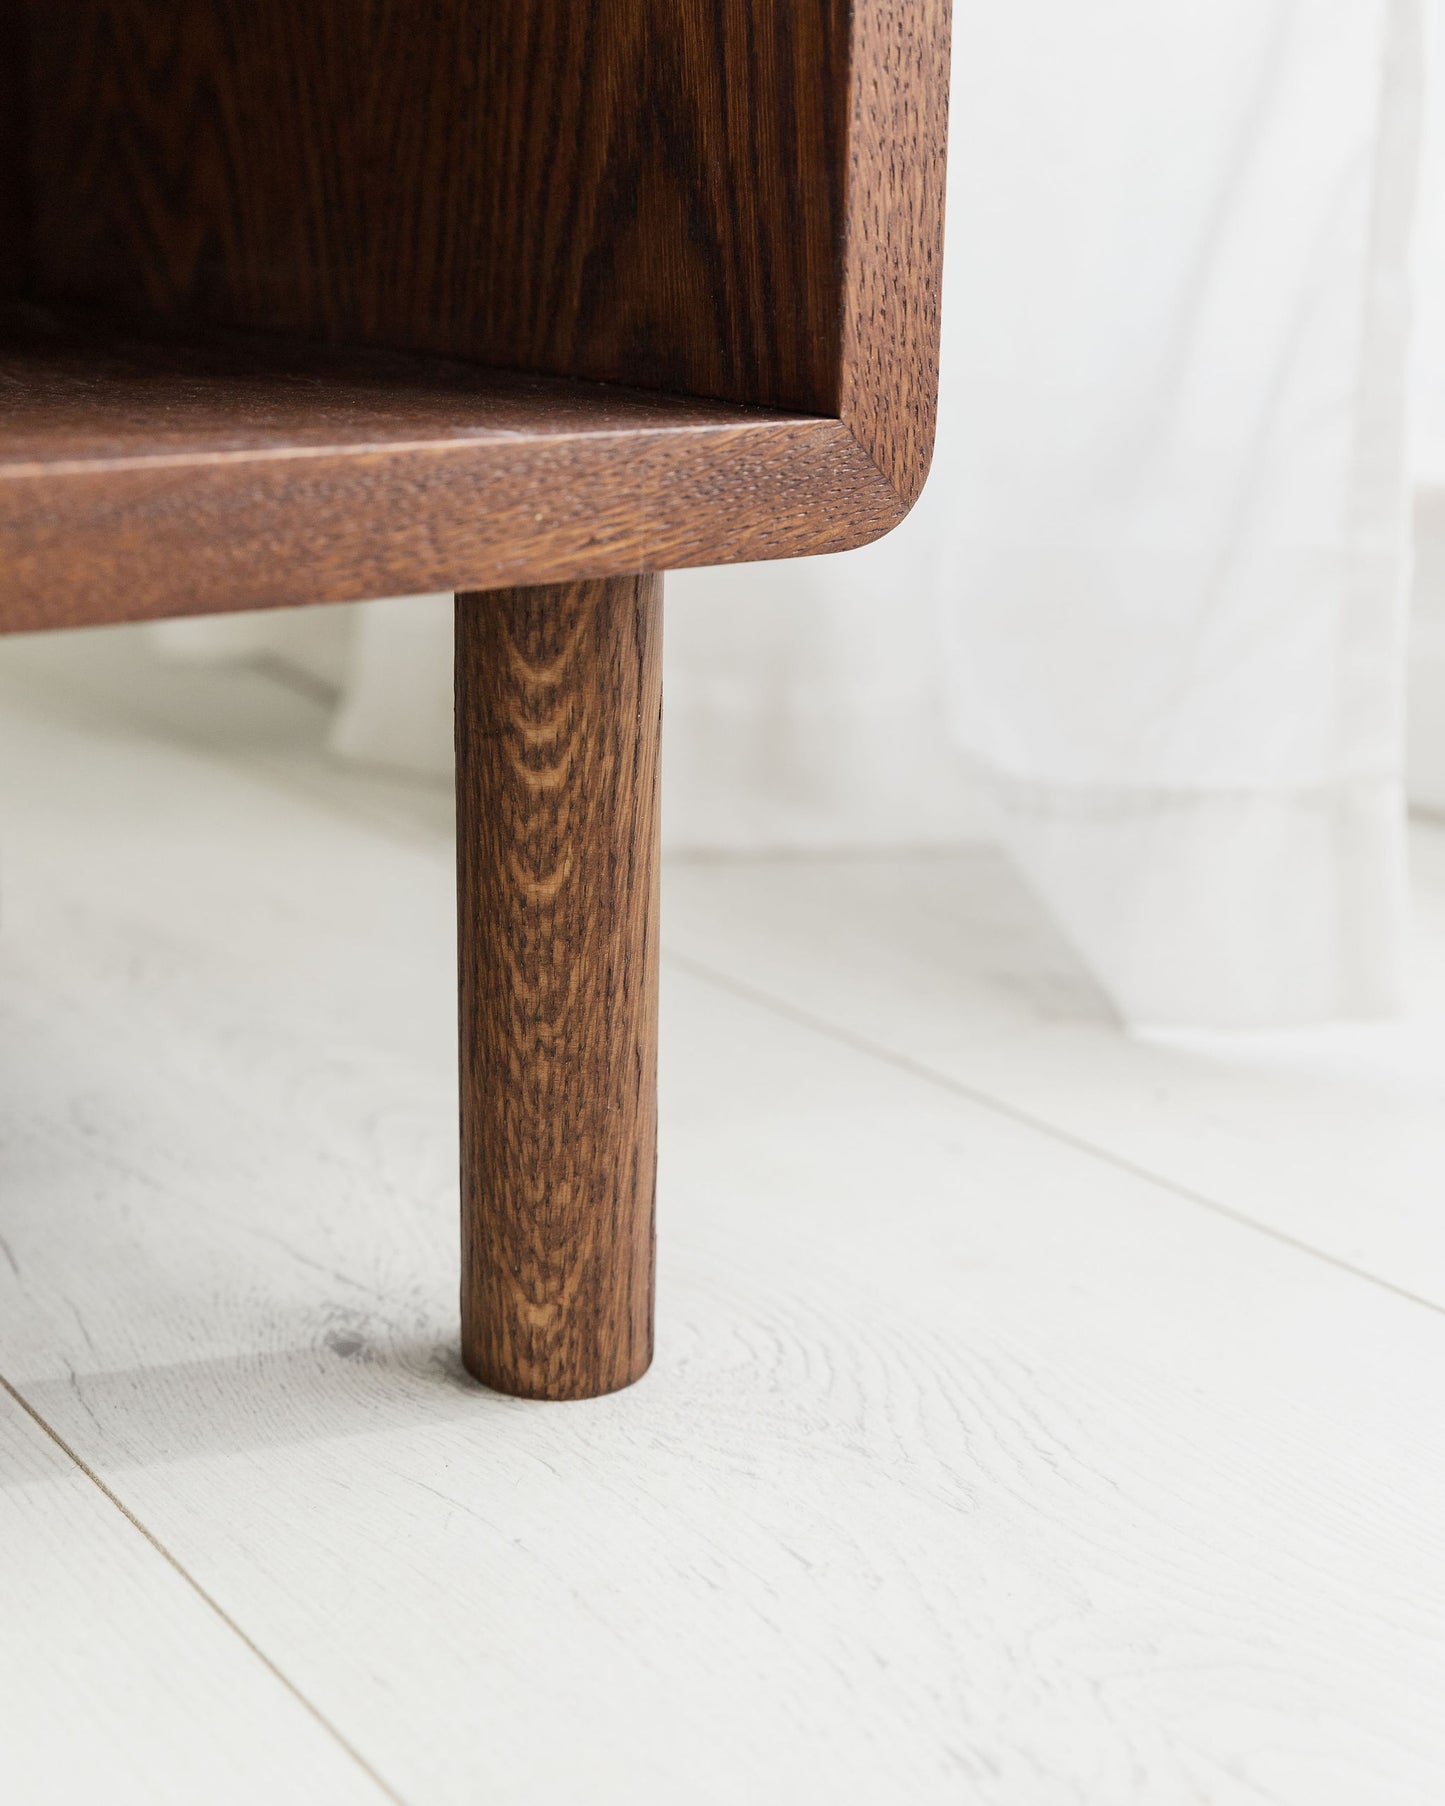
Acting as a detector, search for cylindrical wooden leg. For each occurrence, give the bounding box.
[455,574,660,1400]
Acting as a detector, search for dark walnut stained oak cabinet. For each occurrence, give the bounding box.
[0,1,950,1399]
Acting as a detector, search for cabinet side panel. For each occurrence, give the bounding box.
[838,0,952,507]
[23,0,850,414]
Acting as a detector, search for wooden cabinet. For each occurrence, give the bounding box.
[0,0,949,1397]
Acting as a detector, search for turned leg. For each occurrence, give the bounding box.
[455,574,661,1400]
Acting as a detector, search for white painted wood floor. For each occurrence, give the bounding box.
[2,626,1444,1806]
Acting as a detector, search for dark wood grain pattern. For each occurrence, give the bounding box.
[456,576,661,1400]
[0,2,949,626]
[20,0,849,415]
[0,306,901,631]
[839,0,952,505]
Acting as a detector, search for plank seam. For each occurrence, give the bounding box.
[660,948,1445,1323]
[0,1371,410,1806]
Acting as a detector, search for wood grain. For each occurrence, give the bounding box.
[20,0,849,414]
[0,304,805,462]
[0,2,950,626]
[839,0,952,504]
[0,306,902,631]
[455,576,661,1400]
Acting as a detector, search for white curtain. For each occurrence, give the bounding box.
[939,0,1421,1027]
[157,0,1426,1031]
[1408,1,1445,811]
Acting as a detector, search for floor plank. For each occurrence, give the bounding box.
[663,841,1445,1313]
[0,1382,391,1806]
[2,631,1445,1803]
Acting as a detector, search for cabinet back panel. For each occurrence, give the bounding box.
[14,0,848,412]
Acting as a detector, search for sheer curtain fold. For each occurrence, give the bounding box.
[935,0,1422,1027]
